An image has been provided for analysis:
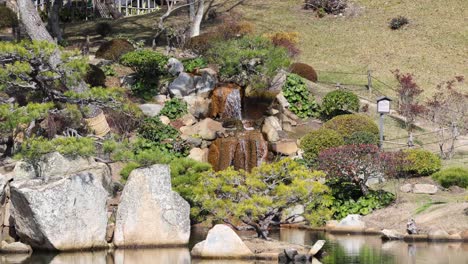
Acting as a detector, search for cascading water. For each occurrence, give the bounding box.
[223,89,242,120]
[208,84,269,171]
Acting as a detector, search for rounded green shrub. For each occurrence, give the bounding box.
[403,149,441,176]
[138,117,179,143]
[432,167,468,188]
[95,39,135,61]
[323,114,379,138]
[84,64,106,87]
[300,128,344,164]
[159,98,188,120]
[0,6,18,29]
[321,90,360,118]
[345,131,379,145]
[289,62,317,82]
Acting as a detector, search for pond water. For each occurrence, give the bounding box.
[2,228,467,264]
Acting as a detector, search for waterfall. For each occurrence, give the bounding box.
[208,131,268,172]
[224,89,242,120]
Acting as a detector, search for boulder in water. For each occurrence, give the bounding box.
[191,224,253,258]
[0,241,32,253]
[10,172,109,251]
[113,165,190,247]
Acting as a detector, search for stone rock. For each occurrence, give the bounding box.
[400,183,413,193]
[276,92,290,110]
[13,152,111,191]
[106,223,115,243]
[167,58,184,76]
[281,205,305,223]
[10,172,108,250]
[262,116,282,142]
[187,148,209,163]
[337,214,365,228]
[428,229,449,238]
[309,240,326,256]
[120,73,137,88]
[191,224,253,258]
[278,252,288,263]
[271,141,298,156]
[0,241,32,253]
[159,115,171,125]
[180,113,197,126]
[153,95,168,104]
[461,230,468,240]
[294,254,308,263]
[183,95,211,119]
[169,72,195,97]
[284,248,298,260]
[406,218,418,234]
[185,137,203,147]
[194,71,217,96]
[381,229,404,240]
[180,118,225,141]
[268,70,287,95]
[413,184,438,194]
[326,220,339,228]
[0,173,9,201]
[114,165,190,247]
[138,104,164,117]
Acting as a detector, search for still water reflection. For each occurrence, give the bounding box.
[2,228,467,264]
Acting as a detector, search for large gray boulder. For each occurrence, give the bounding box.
[191,224,253,258]
[194,71,217,96]
[169,72,195,97]
[167,58,184,76]
[10,172,108,250]
[139,104,164,117]
[113,165,190,247]
[13,152,111,191]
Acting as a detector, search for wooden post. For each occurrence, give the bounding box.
[367,69,372,98]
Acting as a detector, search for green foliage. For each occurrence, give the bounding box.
[403,148,441,176]
[16,136,96,161]
[0,102,54,137]
[120,49,169,99]
[321,90,360,118]
[344,131,379,145]
[300,128,344,165]
[323,114,379,139]
[206,35,290,88]
[159,98,187,120]
[432,167,468,188]
[138,116,180,143]
[0,6,18,29]
[101,64,117,76]
[95,39,134,61]
[194,158,333,237]
[332,190,394,219]
[0,41,88,93]
[170,158,212,222]
[182,57,207,73]
[282,74,320,118]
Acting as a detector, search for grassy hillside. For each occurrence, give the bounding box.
[239,0,467,94]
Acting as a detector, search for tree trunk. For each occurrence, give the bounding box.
[359,180,370,196]
[103,0,123,19]
[17,0,88,93]
[48,0,63,42]
[189,0,203,37]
